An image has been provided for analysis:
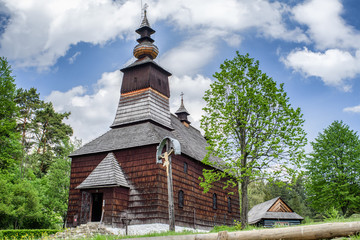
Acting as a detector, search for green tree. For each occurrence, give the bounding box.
[0,57,21,170]
[15,88,44,177]
[306,120,360,216]
[263,177,313,218]
[248,181,266,209]
[200,52,307,228]
[32,102,72,174]
[0,174,46,229]
[42,139,79,227]
[15,87,43,151]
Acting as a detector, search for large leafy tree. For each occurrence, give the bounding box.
[306,120,360,216]
[200,52,307,227]
[0,57,21,170]
[0,57,75,229]
[42,139,79,227]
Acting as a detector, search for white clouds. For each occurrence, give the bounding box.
[159,31,219,76]
[46,70,122,143]
[0,0,309,70]
[292,0,360,50]
[343,105,360,113]
[283,0,360,90]
[0,0,139,68]
[152,0,307,42]
[68,51,81,64]
[283,48,360,91]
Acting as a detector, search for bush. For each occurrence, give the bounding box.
[0,229,60,239]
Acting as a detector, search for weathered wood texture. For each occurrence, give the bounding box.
[128,221,360,240]
[67,144,239,228]
[121,63,170,97]
[268,198,292,212]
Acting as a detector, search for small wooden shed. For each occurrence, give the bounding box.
[248,197,303,227]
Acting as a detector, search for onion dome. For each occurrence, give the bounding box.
[133,7,159,60]
[175,93,191,126]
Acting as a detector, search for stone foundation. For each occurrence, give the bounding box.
[48,222,208,239]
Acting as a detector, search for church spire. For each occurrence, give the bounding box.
[139,4,150,28]
[175,93,191,127]
[111,5,172,130]
[133,4,159,59]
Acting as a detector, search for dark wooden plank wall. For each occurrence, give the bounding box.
[113,145,166,225]
[67,144,239,228]
[67,152,107,226]
[170,154,240,228]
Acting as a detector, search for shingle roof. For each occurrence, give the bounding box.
[76,152,129,189]
[70,114,219,165]
[120,56,171,76]
[248,197,304,224]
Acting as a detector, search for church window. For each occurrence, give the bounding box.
[158,78,161,86]
[184,162,188,173]
[178,190,184,208]
[227,197,232,213]
[213,193,217,210]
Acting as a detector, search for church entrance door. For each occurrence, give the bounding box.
[91,193,103,222]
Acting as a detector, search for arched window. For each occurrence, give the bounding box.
[227,197,232,213]
[213,193,217,210]
[184,162,188,174]
[178,190,184,208]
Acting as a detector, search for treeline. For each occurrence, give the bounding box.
[0,57,78,229]
[248,120,360,221]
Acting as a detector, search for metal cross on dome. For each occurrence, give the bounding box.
[156,137,181,231]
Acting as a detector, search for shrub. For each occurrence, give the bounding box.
[0,229,60,239]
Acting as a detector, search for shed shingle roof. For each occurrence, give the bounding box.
[76,152,129,189]
[248,197,303,225]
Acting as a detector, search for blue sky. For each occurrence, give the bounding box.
[1,0,359,150]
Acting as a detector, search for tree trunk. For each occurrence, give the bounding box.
[240,177,249,229]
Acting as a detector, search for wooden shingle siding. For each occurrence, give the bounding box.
[67,144,239,228]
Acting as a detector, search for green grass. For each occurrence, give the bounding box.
[37,217,360,239]
[84,218,360,240]
[65,230,201,240]
[115,230,201,239]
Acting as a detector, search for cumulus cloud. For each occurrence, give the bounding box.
[159,31,219,76]
[68,51,81,64]
[0,0,308,70]
[152,0,307,42]
[283,48,360,91]
[46,70,122,144]
[281,0,360,91]
[0,0,140,69]
[292,0,360,50]
[343,105,360,113]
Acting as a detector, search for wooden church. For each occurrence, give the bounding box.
[66,8,239,230]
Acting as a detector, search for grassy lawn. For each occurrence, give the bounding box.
[73,217,360,240]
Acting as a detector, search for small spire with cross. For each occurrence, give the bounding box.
[175,92,191,126]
